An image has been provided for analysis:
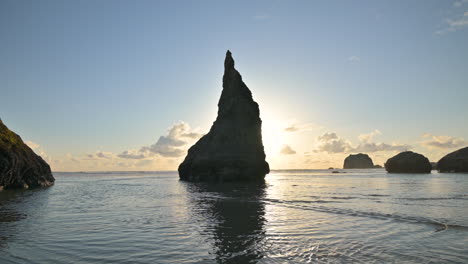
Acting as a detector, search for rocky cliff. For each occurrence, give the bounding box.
[0,119,54,189]
[178,51,269,181]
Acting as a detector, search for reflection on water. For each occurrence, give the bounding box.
[0,188,50,249]
[0,170,467,263]
[183,182,267,264]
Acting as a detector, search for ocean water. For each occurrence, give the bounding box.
[0,169,467,263]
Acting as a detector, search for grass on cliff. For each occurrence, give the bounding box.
[0,120,26,150]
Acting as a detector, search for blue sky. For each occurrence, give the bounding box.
[1,0,467,171]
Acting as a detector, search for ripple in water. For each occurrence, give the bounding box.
[0,170,467,263]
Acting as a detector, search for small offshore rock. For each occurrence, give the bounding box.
[343,153,374,169]
[385,151,431,173]
[437,147,468,173]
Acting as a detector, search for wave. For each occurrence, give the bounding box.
[262,198,468,232]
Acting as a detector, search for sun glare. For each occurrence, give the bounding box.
[261,116,287,158]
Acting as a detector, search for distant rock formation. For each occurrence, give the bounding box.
[343,153,374,169]
[437,147,468,172]
[373,164,383,169]
[0,119,54,189]
[430,162,437,171]
[384,151,432,173]
[178,51,270,181]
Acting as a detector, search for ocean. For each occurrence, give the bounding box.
[0,169,467,263]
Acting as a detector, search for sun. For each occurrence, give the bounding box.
[261,117,287,158]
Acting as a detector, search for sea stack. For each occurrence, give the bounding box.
[343,153,374,169]
[384,151,432,173]
[178,51,270,182]
[437,147,468,172]
[0,119,55,189]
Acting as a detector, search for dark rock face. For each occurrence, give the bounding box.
[384,151,432,173]
[343,153,374,169]
[437,147,468,172]
[0,119,54,189]
[178,51,269,182]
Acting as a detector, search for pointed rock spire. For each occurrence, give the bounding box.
[224,50,234,70]
[178,51,269,182]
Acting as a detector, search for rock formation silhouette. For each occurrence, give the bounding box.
[343,153,374,169]
[437,146,468,172]
[0,119,54,189]
[178,51,269,181]
[384,151,431,173]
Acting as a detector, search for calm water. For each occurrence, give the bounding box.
[0,169,467,263]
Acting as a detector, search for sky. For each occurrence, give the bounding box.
[1,0,467,171]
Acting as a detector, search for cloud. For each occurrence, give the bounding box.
[358,129,382,143]
[304,159,329,164]
[348,56,361,62]
[446,14,468,28]
[96,152,113,159]
[315,130,411,154]
[117,150,146,160]
[280,145,297,155]
[66,153,80,163]
[50,121,204,171]
[135,159,154,167]
[315,133,352,153]
[454,0,468,7]
[24,141,52,163]
[421,134,467,149]
[284,122,321,133]
[25,141,40,150]
[140,122,203,158]
[353,142,410,153]
[318,132,339,141]
[435,2,468,34]
[83,151,115,160]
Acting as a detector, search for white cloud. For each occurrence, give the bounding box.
[315,133,352,153]
[25,140,53,163]
[117,150,146,160]
[315,130,410,154]
[454,0,468,7]
[284,122,321,133]
[421,134,467,149]
[25,141,40,150]
[96,152,113,159]
[50,121,204,171]
[280,145,297,155]
[66,153,80,163]
[358,129,382,143]
[304,159,329,165]
[435,2,468,34]
[318,132,339,141]
[352,142,409,153]
[140,122,203,158]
